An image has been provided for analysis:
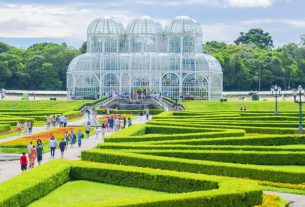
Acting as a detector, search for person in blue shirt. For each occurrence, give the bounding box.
[77,129,84,147]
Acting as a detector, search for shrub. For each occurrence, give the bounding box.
[82,149,305,184]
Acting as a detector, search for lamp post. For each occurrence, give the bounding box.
[293,85,305,134]
[271,85,281,115]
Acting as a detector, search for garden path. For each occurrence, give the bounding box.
[0,116,88,143]
[0,116,149,183]
[264,191,305,207]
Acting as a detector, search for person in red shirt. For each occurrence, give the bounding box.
[20,152,28,172]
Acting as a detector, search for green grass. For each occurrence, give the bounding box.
[181,100,301,112]
[0,100,92,112]
[29,180,169,207]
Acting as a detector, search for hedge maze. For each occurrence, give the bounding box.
[3,110,305,206]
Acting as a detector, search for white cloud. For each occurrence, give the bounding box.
[0,4,136,40]
[225,0,276,7]
[241,18,305,28]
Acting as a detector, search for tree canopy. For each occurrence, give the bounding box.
[234,28,274,49]
[0,29,304,92]
[0,42,79,90]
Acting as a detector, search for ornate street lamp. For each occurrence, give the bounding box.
[271,85,281,115]
[293,85,305,134]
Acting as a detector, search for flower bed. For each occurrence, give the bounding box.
[0,127,85,148]
[96,114,133,122]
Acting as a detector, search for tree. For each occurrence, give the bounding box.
[235,28,274,49]
[80,41,87,54]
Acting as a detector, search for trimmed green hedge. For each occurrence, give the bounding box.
[81,149,305,184]
[0,124,10,132]
[132,149,305,165]
[97,142,305,152]
[0,161,71,207]
[0,160,262,207]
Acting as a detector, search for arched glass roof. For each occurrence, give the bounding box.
[87,16,125,36]
[196,53,222,72]
[126,16,163,35]
[165,16,202,35]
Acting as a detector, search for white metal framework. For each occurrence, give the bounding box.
[67,16,223,99]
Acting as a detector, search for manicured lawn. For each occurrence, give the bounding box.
[0,100,92,112]
[181,100,301,112]
[29,180,169,207]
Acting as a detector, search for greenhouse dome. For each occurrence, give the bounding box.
[67,16,223,100]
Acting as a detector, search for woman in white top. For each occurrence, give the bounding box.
[23,121,28,135]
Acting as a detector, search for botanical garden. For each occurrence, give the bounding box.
[1,98,305,206]
[0,5,305,206]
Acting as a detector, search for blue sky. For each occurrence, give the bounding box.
[0,0,304,48]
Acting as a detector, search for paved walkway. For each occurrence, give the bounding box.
[264,191,305,207]
[0,116,149,183]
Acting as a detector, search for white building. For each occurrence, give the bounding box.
[67,16,223,99]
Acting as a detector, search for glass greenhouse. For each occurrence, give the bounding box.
[67,16,223,99]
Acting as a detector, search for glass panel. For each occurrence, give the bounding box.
[162,73,179,99]
[182,73,208,100]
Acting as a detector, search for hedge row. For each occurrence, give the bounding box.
[149,119,298,128]
[0,124,10,132]
[145,125,222,135]
[131,149,305,165]
[0,160,71,207]
[97,142,305,152]
[107,127,245,143]
[0,160,262,207]
[70,161,262,207]
[148,121,296,134]
[81,149,305,184]
[148,134,305,146]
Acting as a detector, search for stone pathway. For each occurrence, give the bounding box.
[0,116,149,183]
[264,191,305,207]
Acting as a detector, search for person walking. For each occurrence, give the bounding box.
[20,152,28,172]
[95,127,99,139]
[29,120,33,134]
[36,142,43,165]
[109,117,114,131]
[29,145,36,168]
[59,114,64,127]
[114,117,120,131]
[64,132,70,149]
[77,129,83,147]
[123,116,126,128]
[27,141,33,160]
[63,115,68,127]
[16,121,21,135]
[24,121,29,135]
[52,115,56,128]
[70,130,76,147]
[85,122,91,138]
[59,139,66,159]
[46,115,51,130]
[145,108,149,121]
[127,118,132,127]
[101,123,106,142]
[49,136,57,158]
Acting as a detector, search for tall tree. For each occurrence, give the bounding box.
[235,28,274,49]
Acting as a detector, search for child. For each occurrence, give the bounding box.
[20,152,27,172]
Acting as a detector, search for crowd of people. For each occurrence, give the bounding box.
[20,128,85,171]
[16,120,34,135]
[46,114,68,129]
